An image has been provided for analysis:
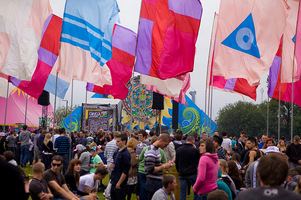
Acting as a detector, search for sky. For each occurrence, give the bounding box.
[49,0,269,120]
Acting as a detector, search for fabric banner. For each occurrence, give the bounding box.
[0,73,12,98]
[0,0,52,81]
[135,0,203,79]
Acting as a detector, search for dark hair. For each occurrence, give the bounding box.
[200,139,216,154]
[175,133,182,141]
[295,166,301,175]
[247,137,257,146]
[221,131,228,137]
[231,153,240,163]
[3,151,14,161]
[186,135,195,142]
[67,159,81,185]
[23,125,27,130]
[52,155,64,163]
[95,166,109,176]
[213,135,223,146]
[159,133,171,142]
[288,169,298,177]
[228,160,243,186]
[116,133,128,143]
[138,130,147,138]
[162,174,175,188]
[240,131,247,136]
[176,130,183,135]
[207,190,228,200]
[59,128,65,134]
[257,153,289,186]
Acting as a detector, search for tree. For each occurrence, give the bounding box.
[49,105,78,126]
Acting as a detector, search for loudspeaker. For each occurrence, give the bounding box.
[38,90,50,106]
[172,100,179,130]
[152,92,164,110]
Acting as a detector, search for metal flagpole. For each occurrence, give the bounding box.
[130,78,134,133]
[25,93,28,124]
[209,75,214,134]
[278,73,281,142]
[267,96,269,137]
[3,80,9,131]
[53,72,58,135]
[85,90,88,104]
[70,79,74,131]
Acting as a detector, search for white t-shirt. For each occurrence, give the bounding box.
[221,138,232,151]
[78,173,99,193]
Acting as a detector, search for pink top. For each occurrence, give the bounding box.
[193,153,219,195]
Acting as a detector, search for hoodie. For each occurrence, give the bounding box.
[193,153,219,195]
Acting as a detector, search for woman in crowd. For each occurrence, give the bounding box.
[193,139,219,200]
[277,139,287,153]
[228,160,243,190]
[74,144,91,176]
[42,133,53,170]
[126,137,138,200]
[89,144,104,174]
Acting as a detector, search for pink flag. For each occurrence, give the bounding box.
[212,0,289,85]
[295,1,301,80]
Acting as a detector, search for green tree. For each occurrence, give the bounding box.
[49,105,78,126]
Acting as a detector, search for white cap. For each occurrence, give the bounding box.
[0,132,5,137]
[265,146,281,154]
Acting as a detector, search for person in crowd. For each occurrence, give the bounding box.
[173,131,184,151]
[231,153,242,171]
[221,131,232,154]
[29,132,35,166]
[277,139,287,153]
[15,131,21,165]
[42,133,54,170]
[136,129,150,157]
[75,131,87,147]
[296,166,301,175]
[202,132,208,140]
[64,158,82,194]
[89,145,104,174]
[6,131,16,154]
[138,135,167,200]
[216,169,232,200]
[110,133,131,200]
[242,137,262,170]
[193,139,219,200]
[151,174,177,200]
[286,135,301,169]
[33,130,41,165]
[219,159,237,199]
[43,155,80,199]
[262,138,275,150]
[19,125,31,167]
[295,176,301,194]
[228,160,243,190]
[236,153,301,200]
[213,135,226,160]
[29,162,53,200]
[3,150,17,166]
[285,169,300,191]
[258,134,267,149]
[74,144,91,176]
[231,137,237,152]
[78,166,108,198]
[0,132,7,155]
[207,190,228,200]
[126,137,139,200]
[176,135,200,200]
[163,132,176,163]
[104,131,119,175]
[144,133,173,200]
[51,128,60,152]
[54,128,70,174]
[37,130,46,164]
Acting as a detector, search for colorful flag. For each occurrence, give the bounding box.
[143,73,190,105]
[0,0,52,81]
[86,24,136,100]
[135,0,203,79]
[54,0,119,89]
[9,14,62,99]
[295,1,301,80]
[212,0,289,85]
[0,73,12,98]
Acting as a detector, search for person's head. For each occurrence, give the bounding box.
[138,130,147,142]
[240,131,247,138]
[287,169,299,182]
[241,134,248,144]
[246,137,257,149]
[202,132,208,139]
[295,166,301,175]
[94,166,109,180]
[174,133,182,141]
[3,151,15,162]
[207,190,228,200]
[214,131,219,136]
[150,135,158,144]
[199,139,216,154]
[218,159,228,174]
[266,138,275,147]
[257,153,289,187]
[295,176,301,194]
[231,153,240,163]
[294,136,300,145]
[186,135,195,144]
[278,139,285,147]
[261,134,268,143]
[162,174,177,192]
[116,133,127,149]
[43,133,52,146]
[221,130,228,138]
[213,135,223,148]
[23,125,27,130]
[90,146,98,156]
[127,137,138,149]
[32,162,45,175]
[59,128,66,135]
[51,155,64,174]
[113,131,121,139]
[79,131,84,138]
[228,160,242,184]
[67,159,81,174]
[155,133,170,149]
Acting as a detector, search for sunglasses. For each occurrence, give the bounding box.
[52,163,62,167]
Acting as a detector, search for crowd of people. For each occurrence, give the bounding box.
[1,125,301,200]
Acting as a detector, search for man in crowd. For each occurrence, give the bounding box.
[236,152,301,200]
[213,135,226,160]
[176,135,200,200]
[258,134,267,149]
[144,133,173,200]
[19,125,31,167]
[104,131,119,175]
[242,137,262,170]
[54,128,70,174]
[75,131,87,146]
[29,162,54,200]
[286,135,301,169]
[201,132,208,140]
[43,155,80,200]
[151,174,177,200]
[221,131,232,154]
[136,129,150,157]
[110,133,131,200]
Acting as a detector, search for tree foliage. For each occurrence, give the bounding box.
[50,105,78,126]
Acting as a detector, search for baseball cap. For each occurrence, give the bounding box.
[0,132,5,137]
[265,146,281,154]
[91,146,97,151]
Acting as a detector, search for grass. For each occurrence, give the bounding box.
[22,165,195,200]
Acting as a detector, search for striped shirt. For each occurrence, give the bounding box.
[54,136,70,155]
[104,139,118,164]
[144,145,163,180]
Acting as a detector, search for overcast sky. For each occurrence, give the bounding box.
[49,0,269,120]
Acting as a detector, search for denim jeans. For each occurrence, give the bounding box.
[59,154,69,174]
[139,173,147,200]
[111,184,127,200]
[145,178,162,200]
[197,193,208,200]
[20,145,29,166]
[179,174,198,200]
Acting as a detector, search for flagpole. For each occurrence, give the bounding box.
[70,79,74,131]
[53,72,58,135]
[267,96,269,137]
[209,73,214,134]
[85,90,87,104]
[3,80,9,131]
[25,93,28,124]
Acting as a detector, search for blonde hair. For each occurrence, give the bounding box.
[43,133,52,146]
[127,137,138,149]
[295,176,301,194]
[89,142,97,149]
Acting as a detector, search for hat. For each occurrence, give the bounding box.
[97,145,102,149]
[74,144,86,152]
[265,146,281,154]
[0,132,5,137]
[91,146,97,151]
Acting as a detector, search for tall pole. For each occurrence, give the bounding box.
[70,79,74,131]
[25,93,28,124]
[53,72,58,135]
[85,90,88,104]
[3,80,9,131]
[130,78,134,132]
[291,77,294,142]
[278,80,281,142]
[267,96,269,137]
